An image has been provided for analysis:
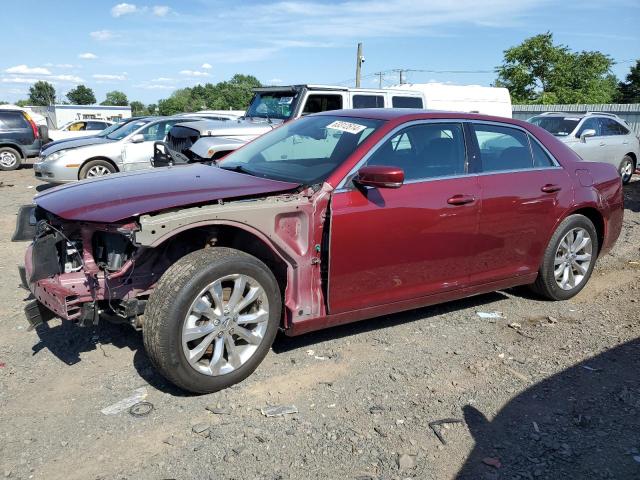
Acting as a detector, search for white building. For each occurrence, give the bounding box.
[28,104,132,129]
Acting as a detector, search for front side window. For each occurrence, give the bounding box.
[219,115,384,185]
[107,120,152,140]
[366,122,466,180]
[301,94,343,115]
[473,124,532,172]
[576,118,600,137]
[352,95,384,109]
[392,96,423,108]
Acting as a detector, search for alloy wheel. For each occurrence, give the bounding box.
[0,151,18,168]
[86,165,111,177]
[554,227,593,291]
[181,274,269,376]
[620,159,633,183]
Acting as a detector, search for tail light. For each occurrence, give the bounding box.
[23,112,39,139]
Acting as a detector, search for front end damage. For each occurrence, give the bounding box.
[13,186,331,332]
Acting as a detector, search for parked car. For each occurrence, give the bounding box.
[14,109,623,393]
[34,116,200,182]
[40,117,148,156]
[528,112,639,184]
[47,119,114,142]
[0,108,43,170]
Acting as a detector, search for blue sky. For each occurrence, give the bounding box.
[1,0,639,104]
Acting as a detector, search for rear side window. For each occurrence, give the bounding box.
[473,124,532,172]
[366,122,466,180]
[86,121,107,130]
[600,118,629,136]
[301,94,343,115]
[392,96,423,108]
[352,94,384,109]
[0,111,29,129]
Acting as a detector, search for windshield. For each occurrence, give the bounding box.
[106,119,151,140]
[529,116,580,136]
[98,121,130,137]
[218,115,384,184]
[245,91,300,120]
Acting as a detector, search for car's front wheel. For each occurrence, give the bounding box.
[530,214,598,300]
[143,248,281,394]
[79,159,116,179]
[619,155,635,185]
[0,146,22,171]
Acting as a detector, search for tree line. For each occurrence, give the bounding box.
[2,34,639,111]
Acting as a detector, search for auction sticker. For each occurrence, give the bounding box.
[326,120,367,134]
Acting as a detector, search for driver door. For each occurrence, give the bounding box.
[328,121,480,314]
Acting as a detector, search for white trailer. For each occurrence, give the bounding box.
[28,105,132,129]
[389,83,512,118]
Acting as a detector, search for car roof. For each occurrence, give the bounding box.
[313,108,532,127]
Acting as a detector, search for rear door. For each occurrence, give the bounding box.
[469,122,571,284]
[599,118,628,166]
[328,120,480,313]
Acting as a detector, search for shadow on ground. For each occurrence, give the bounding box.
[457,337,640,479]
[623,178,640,213]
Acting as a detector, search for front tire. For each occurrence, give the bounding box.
[619,155,634,185]
[0,146,22,171]
[79,159,116,179]
[530,214,598,300]
[143,248,281,394]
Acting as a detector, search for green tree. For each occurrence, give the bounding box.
[28,81,56,106]
[15,99,30,107]
[146,103,157,115]
[129,100,146,116]
[66,85,96,105]
[615,59,640,103]
[101,90,129,106]
[0,101,8,105]
[496,33,617,104]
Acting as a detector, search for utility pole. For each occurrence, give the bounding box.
[355,43,364,88]
[375,72,384,89]
[393,69,407,85]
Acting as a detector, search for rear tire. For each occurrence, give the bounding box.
[619,155,634,184]
[79,159,116,179]
[143,248,281,394]
[530,214,598,300]
[0,146,22,171]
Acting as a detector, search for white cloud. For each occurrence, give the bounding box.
[5,65,52,75]
[51,74,84,83]
[201,63,212,69]
[268,78,283,84]
[90,30,116,41]
[43,63,75,68]
[1,77,40,84]
[93,74,127,81]
[111,3,138,17]
[78,52,98,60]
[134,83,176,90]
[152,77,173,82]
[179,70,210,77]
[152,5,170,16]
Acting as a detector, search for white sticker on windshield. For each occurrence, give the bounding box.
[278,96,294,104]
[326,120,367,134]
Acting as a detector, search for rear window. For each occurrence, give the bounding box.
[352,94,385,108]
[0,111,29,129]
[392,96,423,108]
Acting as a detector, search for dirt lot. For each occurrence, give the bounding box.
[1,165,639,480]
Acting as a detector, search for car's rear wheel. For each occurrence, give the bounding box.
[0,146,22,171]
[619,155,634,184]
[143,247,281,394]
[530,214,598,300]
[79,159,116,179]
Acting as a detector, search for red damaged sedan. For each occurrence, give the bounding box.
[13,110,623,393]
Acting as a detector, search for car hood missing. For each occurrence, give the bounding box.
[34,164,300,222]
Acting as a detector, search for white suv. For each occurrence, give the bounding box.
[529,112,639,184]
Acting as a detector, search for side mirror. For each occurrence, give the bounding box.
[130,133,145,144]
[580,129,596,142]
[354,165,404,189]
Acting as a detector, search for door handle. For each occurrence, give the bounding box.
[541,184,561,193]
[599,141,606,146]
[447,194,475,205]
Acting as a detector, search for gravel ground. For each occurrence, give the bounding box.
[1,165,639,480]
